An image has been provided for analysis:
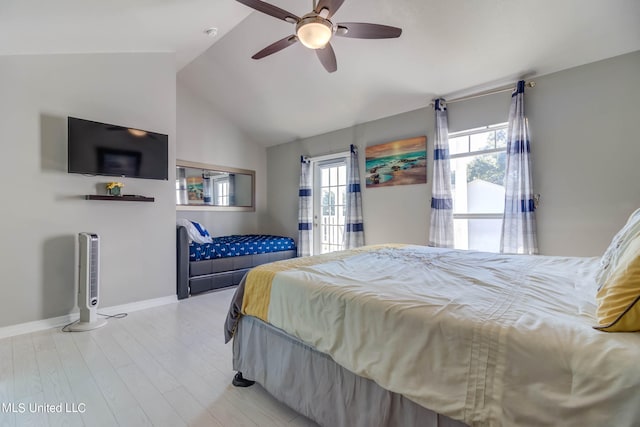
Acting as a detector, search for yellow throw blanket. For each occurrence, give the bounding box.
[241,245,405,321]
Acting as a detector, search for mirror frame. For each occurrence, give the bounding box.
[176,159,255,212]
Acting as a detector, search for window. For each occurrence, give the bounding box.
[313,157,348,254]
[215,178,230,206]
[449,123,507,252]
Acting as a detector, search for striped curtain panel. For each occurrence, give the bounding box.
[500,80,538,254]
[428,99,454,248]
[344,144,365,249]
[298,156,313,257]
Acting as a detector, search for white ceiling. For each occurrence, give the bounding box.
[2,1,639,146]
[0,0,251,69]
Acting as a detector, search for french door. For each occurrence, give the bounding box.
[313,158,347,254]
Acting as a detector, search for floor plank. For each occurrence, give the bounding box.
[115,363,186,427]
[0,288,318,427]
[74,331,152,426]
[51,328,120,426]
[12,335,42,400]
[162,386,223,427]
[32,331,83,427]
[0,337,15,427]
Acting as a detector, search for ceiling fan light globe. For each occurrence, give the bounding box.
[296,16,333,49]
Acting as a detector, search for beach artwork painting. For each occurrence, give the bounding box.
[365,136,427,188]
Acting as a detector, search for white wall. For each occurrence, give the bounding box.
[175,81,267,236]
[266,51,640,257]
[0,53,176,328]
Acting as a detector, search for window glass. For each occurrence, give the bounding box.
[451,152,506,214]
[450,123,508,252]
[469,130,495,152]
[454,218,503,252]
[449,136,468,155]
[495,128,507,148]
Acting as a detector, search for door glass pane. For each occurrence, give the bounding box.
[317,162,347,254]
[337,186,345,207]
[338,165,346,186]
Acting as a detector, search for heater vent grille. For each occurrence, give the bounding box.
[89,237,99,303]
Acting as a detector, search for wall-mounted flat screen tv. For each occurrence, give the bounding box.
[68,116,168,180]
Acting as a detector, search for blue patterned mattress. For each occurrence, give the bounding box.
[189,235,296,261]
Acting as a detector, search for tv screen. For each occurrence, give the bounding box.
[68,117,168,180]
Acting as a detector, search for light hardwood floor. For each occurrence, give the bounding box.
[0,288,318,427]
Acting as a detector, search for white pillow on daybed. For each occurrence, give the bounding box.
[177,219,213,244]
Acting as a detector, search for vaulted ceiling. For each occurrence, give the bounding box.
[2,0,639,146]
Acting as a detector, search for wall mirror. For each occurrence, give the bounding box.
[176,159,255,211]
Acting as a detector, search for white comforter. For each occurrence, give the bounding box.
[265,246,640,426]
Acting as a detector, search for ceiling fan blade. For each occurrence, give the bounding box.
[316,42,337,73]
[314,0,345,19]
[236,0,299,23]
[335,22,402,39]
[252,35,298,59]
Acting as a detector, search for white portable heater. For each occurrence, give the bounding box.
[69,232,107,331]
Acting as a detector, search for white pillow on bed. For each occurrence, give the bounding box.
[177,219,213,244]
[595,231,640,332]
[596,208,640,289]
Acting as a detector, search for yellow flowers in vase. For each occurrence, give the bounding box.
[106,182,124,196]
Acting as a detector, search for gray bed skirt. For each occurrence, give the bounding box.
[233,316,468,427]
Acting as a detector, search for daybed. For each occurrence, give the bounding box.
[176,225,296,299]
[224,216,640,427]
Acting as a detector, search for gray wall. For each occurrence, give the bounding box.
[0,53,176,328]
[526,51,640,255]
[267,109,435,246]
[266,51,640,256]
[175,81,267,236]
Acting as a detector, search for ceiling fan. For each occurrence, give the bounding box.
[236,0,402,73]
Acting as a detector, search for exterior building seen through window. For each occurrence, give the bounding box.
[449,123,508,252]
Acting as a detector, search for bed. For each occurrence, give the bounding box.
[224,235,640,426]
[176,225,296,299]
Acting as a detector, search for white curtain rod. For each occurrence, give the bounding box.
[430,81,536,106]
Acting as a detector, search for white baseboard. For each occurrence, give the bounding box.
[97,295,177,317]
[0,295,177,340]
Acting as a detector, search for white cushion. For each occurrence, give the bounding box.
[596,208,640,289]
[177,219,213,244]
